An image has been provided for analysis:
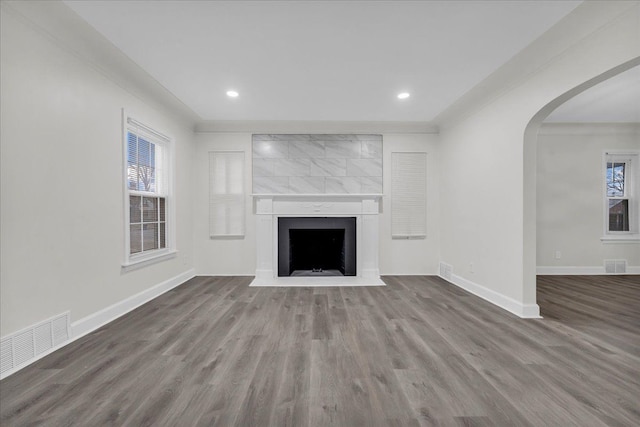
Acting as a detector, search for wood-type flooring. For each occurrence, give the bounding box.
[1,275,639,426]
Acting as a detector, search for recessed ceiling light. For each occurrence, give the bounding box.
[397,92,410,99]
[226,90,239,98]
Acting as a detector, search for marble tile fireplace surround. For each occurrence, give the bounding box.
[249,134,384,287]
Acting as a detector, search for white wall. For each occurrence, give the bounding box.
[537,123,640,270]
[0,4,196,336]
[437,1,640,316]
[193,133,255,275]
[193,131,440,276]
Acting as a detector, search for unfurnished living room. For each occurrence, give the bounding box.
[1,1,639,426]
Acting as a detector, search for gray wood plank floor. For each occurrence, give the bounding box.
[1,275,639,426]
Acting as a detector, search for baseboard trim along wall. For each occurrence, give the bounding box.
[71,269,196,339]
[537,266,640,275]
[0,269,195,380]
[438,273,542,319]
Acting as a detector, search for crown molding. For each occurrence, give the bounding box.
[195,120,438,134]
[538,122,640,135]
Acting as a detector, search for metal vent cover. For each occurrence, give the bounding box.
[439,262,453,281]
[604,259,627,274]
[0,312,70,378]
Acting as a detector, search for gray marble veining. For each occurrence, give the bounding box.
[361,140,382,159]
[289,177,325,194]
[252,140,289,158]
[347,159,382,177]
[360,176,383,193]
[274,159,310,176]
[252,134,382,194]
[324,140,361,158]
[253,177,289,194]
[325,177,362,194]
[289,141,325,158]
[252,159,275,177]
[310,158,347,177]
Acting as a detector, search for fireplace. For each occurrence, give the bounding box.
[250,194,383,286]
[278,217,356,277]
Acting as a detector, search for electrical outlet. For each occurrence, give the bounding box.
[555,250,561,259]
[469,262,474,273]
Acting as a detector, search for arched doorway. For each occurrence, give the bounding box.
[522,57,640,313]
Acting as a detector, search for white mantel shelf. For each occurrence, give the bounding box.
[250,193,384,287]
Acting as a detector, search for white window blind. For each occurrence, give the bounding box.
[209,151,245,237]
[391,152,427,238]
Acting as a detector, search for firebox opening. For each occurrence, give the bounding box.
[289,229,346,276]
[278,217,356,277]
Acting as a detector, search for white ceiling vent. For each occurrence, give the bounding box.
[0,312,70,379]
[604,259,627,274]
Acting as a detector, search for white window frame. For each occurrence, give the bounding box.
[122,110,177,270]
[601,150,639,243]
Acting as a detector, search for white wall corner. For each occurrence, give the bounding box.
[438,273,542,319]
[71,269,196,339]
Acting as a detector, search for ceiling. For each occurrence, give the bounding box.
[545,65,640,123]
[64,0,583,122]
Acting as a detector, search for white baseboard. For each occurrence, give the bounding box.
[198,272,256,277]
[250,276,385,287]
[439,273,541,319]
[379,272,434,276]
[1,269,195,379]
[536,266,640,275]
[71,269,195,339]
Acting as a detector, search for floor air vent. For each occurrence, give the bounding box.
[604,259,627,274]
[0,312,70,378]
[439,262,453,281]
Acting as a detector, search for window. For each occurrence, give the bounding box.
[124,114,173,266]
[604,152,638,237]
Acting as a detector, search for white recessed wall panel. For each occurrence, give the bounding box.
[391,153,427,238]
[209,151,245,237]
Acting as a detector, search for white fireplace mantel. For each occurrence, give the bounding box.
[250,194,384,287]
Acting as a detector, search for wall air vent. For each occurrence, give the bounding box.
[439,262,453,281]
[0,312,70,379]
[604,259,627,274]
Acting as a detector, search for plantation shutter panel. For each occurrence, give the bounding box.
[391,152,427,238]
[209,151,245,237]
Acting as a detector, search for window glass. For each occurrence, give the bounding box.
[608,199,629,232]
[606,162,625,197]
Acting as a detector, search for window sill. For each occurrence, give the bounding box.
[122,250,178,272]
[600,235,640,244]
